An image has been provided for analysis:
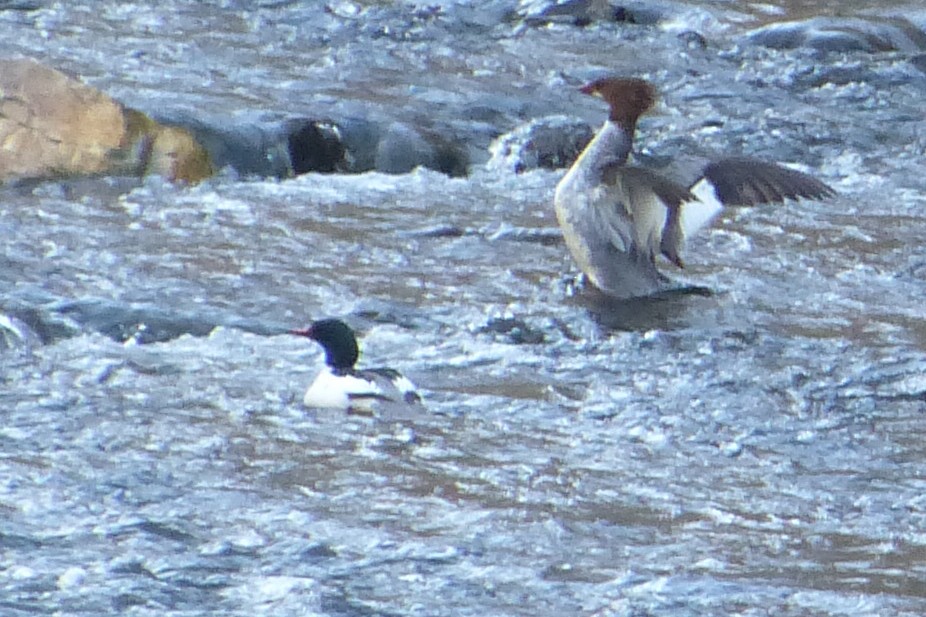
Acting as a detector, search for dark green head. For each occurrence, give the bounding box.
[290,318,359,370]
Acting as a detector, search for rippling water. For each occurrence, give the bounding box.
[3,1,926,615]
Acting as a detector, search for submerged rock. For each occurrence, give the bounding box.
[166,113,469,178]
[745,16,926,53]
[478,316,546,345]
[486,115,593,173]
[374,121,468,177]
[514,0,647,27]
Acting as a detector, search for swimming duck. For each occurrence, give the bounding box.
[554,76,835,299]
[290,319,422,413]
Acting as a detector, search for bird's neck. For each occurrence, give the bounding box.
[576,120,635,176]
[325,348,358,372]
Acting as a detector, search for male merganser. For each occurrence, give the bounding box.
[290,319,422,413]
[554,76,835,299]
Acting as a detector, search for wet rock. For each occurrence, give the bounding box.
[746,16,926,54]
[487,223,563,245]
[513,0,654,27]
[430,139,470,178]
[478,317,546,345]
[48,297,285,344]
[516,0,615,26]
[0,301,80,345]
[375,121,436,174]
[677,30,708,50]
[0,60,212,182]
[142,123,213,185]
[370,121,467,177]
[367,121,461,176]
[171,117,292,178]
[0,1,43,10]
[407,224,468,238]
[0,57,124,181]
[486,115,593,173]
[335,116,383,172]
[166,115,349,178]
[168,113,468,178]
[911,54,926,74]
[286,118,348,174]
[0,58,212,184]
[789,64,881,88]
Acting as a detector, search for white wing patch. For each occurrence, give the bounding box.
[681,177,725,239]
[390,375,418,398]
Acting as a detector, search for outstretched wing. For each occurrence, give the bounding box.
[698,157,836,207]
[676,157,836,259]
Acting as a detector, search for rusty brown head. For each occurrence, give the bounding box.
[580,77,657,132]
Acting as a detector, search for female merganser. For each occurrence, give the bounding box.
[554,76,835,299]
[290,319,422,413]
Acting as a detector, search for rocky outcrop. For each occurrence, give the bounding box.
[0,58,472,184]
[175,114,470,178]
[0,57,212,184]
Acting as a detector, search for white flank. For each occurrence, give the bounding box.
[303,368,382,410]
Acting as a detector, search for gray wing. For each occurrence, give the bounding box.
[697,157,836,206]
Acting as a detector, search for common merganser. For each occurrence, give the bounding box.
[554,77,835,299]
[290,319,422,413]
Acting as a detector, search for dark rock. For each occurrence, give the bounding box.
[487,115,594,173]
[431,139,470,177]
[513,0,663,27]
[375,122,436,174]
[677,30,707,50]
[336,117,384,172]
[516,0,615,26]
[0,313,40,350]
[285,118,347,174]
[371,122,468,177]
[790,64,879,88]
[168,114,468,178]
[613,3,662,26]
[407,224,468,238]
[911,54,926,74]
[0,1,45,11]
[478,317,546,345]
[746,16,926,54]
[168,117,291,178]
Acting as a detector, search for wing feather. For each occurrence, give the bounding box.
[602,164,691,265]
[698,157,835,207]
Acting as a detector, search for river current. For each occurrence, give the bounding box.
[2,1,926,615]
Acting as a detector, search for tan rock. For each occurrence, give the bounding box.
[147,124,214,185]
[0,57,212,184]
